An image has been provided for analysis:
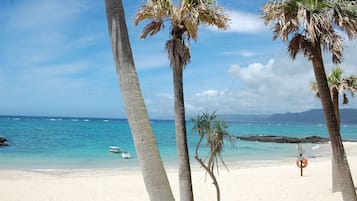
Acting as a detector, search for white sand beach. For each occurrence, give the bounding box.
[1,142,357,201]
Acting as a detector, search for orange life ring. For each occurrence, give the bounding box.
[296,159,308,168]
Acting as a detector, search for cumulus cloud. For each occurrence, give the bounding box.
[185,43,357,116]
[225,10,266,33]
[206,10,266,33]
[185,55,318,115]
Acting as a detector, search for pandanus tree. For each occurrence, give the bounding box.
[262,0,357,200]
[135,1,229,200]
[311,67,357,192]
[104,0,174,200]
[191,112,236,201]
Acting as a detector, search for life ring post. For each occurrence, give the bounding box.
[300,160,303,176]
[296,143,307,176]
[296,159,308,176]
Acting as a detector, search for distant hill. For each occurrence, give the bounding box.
[268,109,357,123]
[219,109,357,124]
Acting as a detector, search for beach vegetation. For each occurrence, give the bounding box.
[262,0,357,200]
[135,1,229,200]
[191,112,236,201]
[104,0,175,200]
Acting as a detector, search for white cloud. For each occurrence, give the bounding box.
[185,55,318,115]
[148,40,357,118]
[220,50,255,57]
[185,42,357,116]
[225,10,266,33]
[195,90,224,97]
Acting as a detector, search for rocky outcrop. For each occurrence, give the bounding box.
[236,135,331,143]
[0,136,9,146]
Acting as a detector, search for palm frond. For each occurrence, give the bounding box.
[328,66,344,86]
[311,79,321,97]
[177,0,229,41]
[343,74,357,97]
[262,0,356,64]
[165,38,191,70]
[288,34,315,60]
[343,93,349,104]
[135,0,173,25]
[140,20,165,39]
[330,1,357,40]
[192,112,236,174]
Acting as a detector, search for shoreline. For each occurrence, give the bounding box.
[0,141,335,170]
[1,142,356,201]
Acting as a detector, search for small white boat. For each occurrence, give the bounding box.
[121,151,131,159]
[109,146,121,153]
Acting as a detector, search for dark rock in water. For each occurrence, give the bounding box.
[0,136,9,146]
[236,135,331,144]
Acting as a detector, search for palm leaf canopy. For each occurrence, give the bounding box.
[135,0,229,41]
[343,74,357,96]
[311,66,357,102]
[262,0,357,63]
[207,120,235,154]
[328,66,344,87]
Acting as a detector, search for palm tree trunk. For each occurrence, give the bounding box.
[311,43,356,201]
[104,1,175,200]
[332,89,341,129]
[332,89,342,192]
[173,64,194,201]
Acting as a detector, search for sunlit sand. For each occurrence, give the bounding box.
[1,142,356,201]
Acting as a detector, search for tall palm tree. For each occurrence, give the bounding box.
[311,66,357,191]
[104,1,175,200]
[191,112,236,201]
[263,0,357,200]
[135,1,229,200]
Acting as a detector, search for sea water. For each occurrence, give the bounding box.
[0,116,356,169]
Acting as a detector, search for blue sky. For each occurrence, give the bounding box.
[1,0,356,119]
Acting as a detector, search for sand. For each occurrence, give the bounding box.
[1,142,357,201]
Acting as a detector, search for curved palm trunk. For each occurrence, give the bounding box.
[173,63,194,201]
[311,43,356,201]
[332,89,341,129]
[104,1,175,200]
[332,89,342,192]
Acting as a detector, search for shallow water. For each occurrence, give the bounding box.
[0,116,356,169]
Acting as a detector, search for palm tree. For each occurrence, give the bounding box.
[311,67,357,127]
[262,0,357,200]
[135,1,229,200]
[311,66,357,191]
[191,112,236,201]
[104,1,174,200]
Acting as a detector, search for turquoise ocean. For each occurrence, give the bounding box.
[1,116,356,169]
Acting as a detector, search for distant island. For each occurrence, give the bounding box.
[1,108,356,124]
[218,109,357,124]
